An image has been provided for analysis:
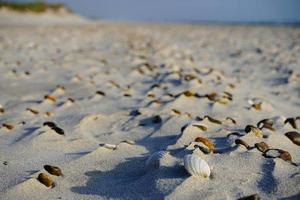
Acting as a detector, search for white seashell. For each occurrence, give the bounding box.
[99,143,117,150]
[120,140,135,145]
[145,151,169,171]
[184,154,211,178]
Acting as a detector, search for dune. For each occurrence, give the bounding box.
[0,14,299,200]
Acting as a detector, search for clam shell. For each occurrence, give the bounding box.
[285,131,300,146]
[99,143,117,150]
[44,165,63,176]
[145,151,169,171]
[254,142,269,153]
[37,173,55,188]
[183,154,210,178]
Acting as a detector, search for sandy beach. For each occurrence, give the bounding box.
[0,11,300,199]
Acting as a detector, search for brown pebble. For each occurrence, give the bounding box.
[44,165,63,176]
[96,90,106,96]
[182,90,196,97]
[205,92,218,101]
[171,109,181,115]
[37,173,55,188]
[238,194,261,200]
[235,139,250,149]
[254,142,269,153]
[285,131,300,146]
[252,103,262,110]
[0,107,4,114]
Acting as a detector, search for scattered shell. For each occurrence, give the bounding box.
[192,124,208,131]
[238,193,261,200]
[279,151,292,162]
[120,140,135,145]
[0,107,4,114]
[182,90,196,97]
[284,118,297,129]
[252,103,262,110]
[37,173,55,188]
[51,126,64,135]
[43,121,57,128]
[96,90,106,96]
[171,109,181,115]
[44,165,63,176]
[254,142,269,153]
[204,115,222,125]
[226,117,237,124]
[205,92,218,101]
[26,108,39,115]
[285,131,300,146]
[44,95,56,103]
[99,143,117,150]
[183,154,211,178]
[2,123,14,130]
[194,144,211,154]
[194,137,215,151]
[257,119,275,131]
[145,151,169,171]
[263,148,293,163]
[235,139,250,149]
[245,125,263,138]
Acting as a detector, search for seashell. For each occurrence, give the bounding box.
[45,111,54,117]
[2,123,14,130]
[216,97,230,105]
[182,90,196,97]
[171,109,181,115]
[37,173,55,188]
[194,137,215,151]
[245,125,263,138]
[205,92,218,101]
[254,142,269,153]
[120,140,135,145]
[204,115,222,125]
[285,131,300,146]
[183,154,211,178]
[194,144,211,154]
[99,143,117,150]
[235,139,250,149]
[44,165,63,176]
[145,151,169,171]
[26,108,39,115]
[0,106,4,114]
[192,124,207,131]
[238,193,261,200]
[51,126,64,135]
[252,103,262,110]
[44,95,56,103]
[284,118,297,129]
[226,117,236,125]
[257,119,274,131]
[96,90,106,96]
[264,148,293,163]
[43,121,57,128]
[279,151,292,162]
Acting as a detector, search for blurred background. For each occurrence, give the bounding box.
[2,0,300,24]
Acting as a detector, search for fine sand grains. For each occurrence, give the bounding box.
[0,23,299,200]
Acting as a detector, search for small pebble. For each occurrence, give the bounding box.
[254,142,269,153]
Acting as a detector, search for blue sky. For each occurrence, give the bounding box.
[8,0,300,23]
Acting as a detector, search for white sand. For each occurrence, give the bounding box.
[0,13,300,199]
